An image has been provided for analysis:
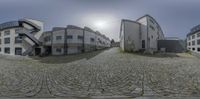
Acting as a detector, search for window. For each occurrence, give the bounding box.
[142,40,145,48]
[197,33,200,37]
[0,39,1,44]
[192,35,195,39]
[0,48,1,52]
[188,42,191,46]
[188,37,191,40]
[56,36,62,40]
[198,39,200,45]
[198,48,200,52]
[90,38,95,42]
[192,48,195,51]
[149,19,155,24]
[149,25,155,31]
[56,48,62,53]
[15,47,22,55]
[192,41,195,45]
[4,37,10,44]
[15,36,22,43]
[44,36,51,42]
[0,33,1,37]
[4,47,10,54]
[4,30,10,36]
[15,28,21,34]
[78,35,83,40]
[151,35,153,39]
[66,35,73,39]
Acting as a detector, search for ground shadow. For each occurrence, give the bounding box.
[30,49,108,64]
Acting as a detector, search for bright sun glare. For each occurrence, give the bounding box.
[94,20,108,29]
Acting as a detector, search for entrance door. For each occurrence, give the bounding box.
[35,48,41,55]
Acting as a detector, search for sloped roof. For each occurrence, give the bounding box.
[67,25,83,30]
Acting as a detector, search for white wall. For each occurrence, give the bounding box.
[52,29,65,55]
[67,28,83,44]
[0,28,25,55]
[187,32,200,53]
[123,21,141,51]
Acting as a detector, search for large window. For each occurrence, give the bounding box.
[15,28,22,34]
[44,36,51,42]
[188,36,191,40]
[66,35,73,39]
[149,25,155,31]
[15,36,22,43]
[56,48,62,53]
[90,38,95,42]
[56,36,62,40]
[198,39,200,45]
[198,48,200,52]
[4,37,10,44]
[4,30,10,36]
[142,40,145,48]
[15,47,22,55]
[4,47,10,54]
[197,33,200,37]
[192,35,195,39]
[192,41,195,45]
[77,35,83,40]
[149,19,155,24]
[188,42,191,46]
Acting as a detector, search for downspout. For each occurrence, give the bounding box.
[83,29,85,52]
[64,28,68,55]
[147,18,149,51]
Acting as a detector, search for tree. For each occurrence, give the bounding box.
[111,39,115,44]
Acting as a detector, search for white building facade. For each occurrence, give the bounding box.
[0,18,44,56]
[42,25,111,55]
[187,25,200,53]
[120,15,165,53]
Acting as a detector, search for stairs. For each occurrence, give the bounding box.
[18,19,43,56]
[19,31,42,46]
[22,45,36,56]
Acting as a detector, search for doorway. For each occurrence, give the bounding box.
[35,48,41,55]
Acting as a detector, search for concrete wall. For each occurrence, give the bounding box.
[120,15,165,53]
[120,20,141,52]
[84,29,96,52]
[158,40,186,53]
[0,28,26,55]
[187,31,200,53]
[52,29,65,55]
[67,28,84,54]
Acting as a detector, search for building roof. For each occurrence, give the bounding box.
[84,27,95,32]
[138,14,165,38]
[187,24,200,37]
[164,37,181,40]
[121,19,141,24]
[67,25,83,30]
[0,21,20,31]
[52,27,65,31]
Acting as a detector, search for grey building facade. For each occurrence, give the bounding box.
[120,15,165,53]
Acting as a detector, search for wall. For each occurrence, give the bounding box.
[123,21,141,52]
[52,29,65,55]
[67,28,84,54]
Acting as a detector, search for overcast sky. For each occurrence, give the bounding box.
[0,0,200,41]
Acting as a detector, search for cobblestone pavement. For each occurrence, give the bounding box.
[0,48,199,98]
